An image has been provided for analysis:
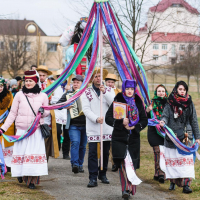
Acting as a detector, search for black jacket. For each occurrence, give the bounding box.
[105,93,148,169]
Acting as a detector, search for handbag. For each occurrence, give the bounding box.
[25,95,51,139]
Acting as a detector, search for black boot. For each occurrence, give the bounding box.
[158,175,165,183]
[169,182,175,190]
[17,177,23,183]
[98,176,110,184]
[29,183,35,189]
[72,165,79,174]
[87,180,98,187]
[63,154,70,160]
[79,166,84,173]
[154,176,159,181]
[183,185,192,193]
[112,164,118,172]
[122,190,130,199]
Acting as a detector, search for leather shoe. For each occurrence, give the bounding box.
[98,176,110,184]
[122,190,130,199]
[169,182,175,190]
[72,165,79,174]
[183,185,192,193]
[158,175,165,183]
[63,155,70,160]
[87,180,98,187]
[29,183,35,189]
[17,177,23,183]
[112,164,118,172]
[79,166,84,173]
[154,176,159,181]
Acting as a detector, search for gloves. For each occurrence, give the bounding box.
[38,107,44,115]
[0,128,5,136]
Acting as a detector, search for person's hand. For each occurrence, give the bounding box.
[97,117,104,124]
[146,105,153,113]
[196,139,200,145]
[38,107,44,115]
[65,85,71,91]
[99,85,105,93]
[123,118,129,126]
[159,120,165,127]
[124,125,135,130]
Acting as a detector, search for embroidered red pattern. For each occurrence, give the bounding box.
[85,89,93,102]
[3,149,13,157]
[165,157,194,167]
[11,154,47,165]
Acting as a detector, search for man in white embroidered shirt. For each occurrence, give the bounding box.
[82,67,115,188]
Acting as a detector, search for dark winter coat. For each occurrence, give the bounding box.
[105,93,148,170]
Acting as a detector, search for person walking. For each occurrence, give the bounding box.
[0,70,49,189]
[105,79,148,200]
[160,81,200,193]
[146,84,168,183]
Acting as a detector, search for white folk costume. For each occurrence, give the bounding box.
[82,86,115,142]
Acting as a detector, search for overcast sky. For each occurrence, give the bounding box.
[0,0,199,36]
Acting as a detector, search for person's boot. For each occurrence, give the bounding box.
[154,176,159,181]
[122,190,130,199]
[63,154,70,160]
[17,177,23,183]
[169,182,175,190]
[87,180,98,187]
[98,176,110,184]
[158,175,165,183]
[29,183,35,189]
[111,164,118,172]
[72,165,79,174]
[183,185,192,193]
[79,166,84,173]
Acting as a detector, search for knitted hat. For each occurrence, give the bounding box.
[24,70,38,83]
[15,76,22,81]
[0,78,5,86]
[10,79,18,87]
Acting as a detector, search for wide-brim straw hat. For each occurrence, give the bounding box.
[90,67,108,83]
[105,73,119,81]
[36,65,52,76]
[56,69,63,76]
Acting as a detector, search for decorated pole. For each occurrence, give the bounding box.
[99,2,103,170]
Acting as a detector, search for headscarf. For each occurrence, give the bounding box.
[0,78,9,103]
[122,79,139,127]
[152,84,168,120]
[168,81,192,118]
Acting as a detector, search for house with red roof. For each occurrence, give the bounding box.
[136,0,200,66]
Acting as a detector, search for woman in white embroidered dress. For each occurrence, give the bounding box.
[0,70,49,189]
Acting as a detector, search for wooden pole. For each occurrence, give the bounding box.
[99,9,103,171]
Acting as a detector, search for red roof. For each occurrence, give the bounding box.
[150,0,199,14]
[152,32,200,43]
[138,23,147,32]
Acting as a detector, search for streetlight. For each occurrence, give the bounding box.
[25,22,41,67]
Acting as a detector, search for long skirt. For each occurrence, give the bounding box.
[119,161,136,195]
[163,147,194,187]
[2,139,13,168]
[11,128,48,184]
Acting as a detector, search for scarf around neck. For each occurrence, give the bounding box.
[122,79,139,127]
[168,82,192,118]
[152,85,168,120]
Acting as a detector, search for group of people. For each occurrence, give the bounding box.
[0,61,199,199]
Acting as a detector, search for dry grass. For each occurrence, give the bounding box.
[0,173,54,200]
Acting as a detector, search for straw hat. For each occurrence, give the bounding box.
[36,65,52,75]
[90,67,108,83]
[105,73,119,81]
[56,69,63,76]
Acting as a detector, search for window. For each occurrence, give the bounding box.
[162,55,167,61]
[9,42,17,51]
[47,43,57,52]
[153,44,159,50]
[179,44,185,51]
[0,42,4,50]
[180,55,184,61]
[162,44,167,50]
[153,55,159,61]
[188,45,194,51]
[197,45,200,51]
[23,42,31,51]
[172,4,182,7]
[171,44,176,56]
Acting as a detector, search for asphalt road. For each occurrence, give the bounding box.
[40,151,177,200]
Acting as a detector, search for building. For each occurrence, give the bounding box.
[0,19,63,77]
[136,0,200,67]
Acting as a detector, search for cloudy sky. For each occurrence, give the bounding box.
[0,0,199,36]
